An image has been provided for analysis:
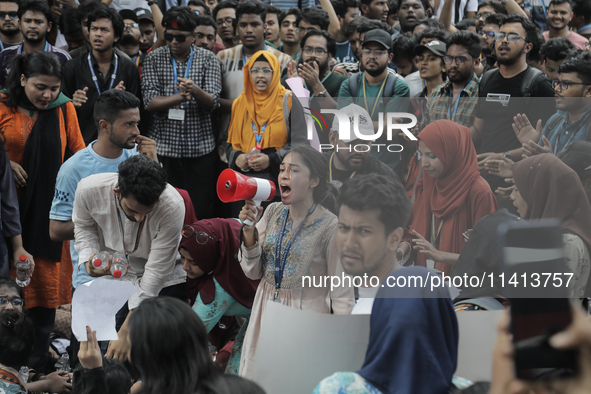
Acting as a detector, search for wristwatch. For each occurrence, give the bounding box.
[147,1,156,5]
[503,151,512,160]
[317,89,327,97]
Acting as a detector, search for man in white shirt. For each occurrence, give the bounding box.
[335,174,412,314]
[72,155,185,360]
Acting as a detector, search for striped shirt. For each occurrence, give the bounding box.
[0,42,71,86]
[141,45,221,158]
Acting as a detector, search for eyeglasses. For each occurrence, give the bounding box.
[0,297,24,308]
[182,225,216,245]
[216,17,234,26]
[124,22,139,28]
[361,49,388,58]
[0,11,18,19]
[475,12,491,20]
[250,67,273,76]
[164,32,192,42]
[478,30,496,38]
[443,55,471,65]
[303,46,327,56]
[552,79,590,90]
[495,32,526,44]
[462,229,473,243]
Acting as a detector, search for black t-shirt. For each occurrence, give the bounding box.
[474,66,556,154]
[580,32,591,39]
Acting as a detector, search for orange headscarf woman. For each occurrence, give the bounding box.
[399,120,498,275]
[226,50,306,181]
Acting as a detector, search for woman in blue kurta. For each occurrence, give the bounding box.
[179,219,259,375]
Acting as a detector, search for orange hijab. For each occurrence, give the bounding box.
[409,120,497,273]
[227,50,289,153]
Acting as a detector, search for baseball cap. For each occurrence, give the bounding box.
[331,104,375,143]
[119,9,140,24]
[362,29,392,51]
[414,40,447,57]
[134,7,154,23]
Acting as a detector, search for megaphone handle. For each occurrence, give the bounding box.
[243,200,261,227]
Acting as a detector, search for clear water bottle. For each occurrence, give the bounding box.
[15,255,31,287]
[93,251,111,269]
[244,143,261,161]
[110,252,128,279]
[55,353,71,372]
[19,366,29,383]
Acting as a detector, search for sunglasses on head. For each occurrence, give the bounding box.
[164,32,192,42]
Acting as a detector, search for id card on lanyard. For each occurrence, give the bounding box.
[88,52,119,95]
[170,47,194,121]
[273,203,317,301]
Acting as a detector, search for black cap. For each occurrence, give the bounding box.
[134,7,154,23]
[362,29,392,50]
[414,40,447,57]
[119,9,140,24]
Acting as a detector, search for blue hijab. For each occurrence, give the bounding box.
[357,266,459,394]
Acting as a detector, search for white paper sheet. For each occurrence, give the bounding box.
[71,278,137,341]
[285,77,321,151]
[251,301,371,394]
[251,302,502,392]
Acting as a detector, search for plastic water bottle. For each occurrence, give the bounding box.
[55,353,71,372]
[93,251,111,269]
[245,143,261,161]
[110,252,128,279]
[19,366,29,383]
[15,255,31,287]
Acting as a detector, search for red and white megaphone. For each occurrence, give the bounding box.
[217,169,276,226]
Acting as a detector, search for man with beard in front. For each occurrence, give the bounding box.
[118,9,144,67]
[62,7,140,144]
[0,0,71,87]
[338,29,410,172]
[0,0,22,51]
[473,15,555,209]
[324,104,401,188]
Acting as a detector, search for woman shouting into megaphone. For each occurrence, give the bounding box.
[237,146,354,378]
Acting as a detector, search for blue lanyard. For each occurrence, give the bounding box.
[17,41,48,54]
[88,53,119,95]
[447,74,473,121]
[172,46,194,94]
[252,121,267,145]
[242,45,267,67]
[273,203,317,299]
[578,24,591,33]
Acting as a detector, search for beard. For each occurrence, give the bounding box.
[25,30,46,44]
[496,44,525,66]
[119,32,139,47]
[304,58,329,77]
[364,61,387,77]
[0,25,19,36]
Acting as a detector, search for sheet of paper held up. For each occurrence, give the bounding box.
[251,302,371,394]
[285,77,321,151]
[71,278,137,341]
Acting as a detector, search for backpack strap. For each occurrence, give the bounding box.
[348,72,360,97]
[478,69,497,97]
[520,67,544,98]
[383,73,398,98]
